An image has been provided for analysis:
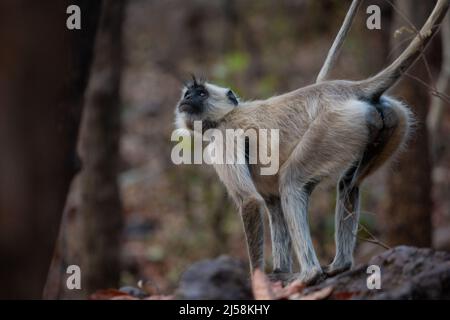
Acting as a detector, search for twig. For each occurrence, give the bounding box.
[404,72,450,104]
[357,235,391,250]
[316,0,363,83]
[385,0,447,101]
[358,223,391,250]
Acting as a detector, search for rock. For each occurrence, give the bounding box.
[176,246,450,300]
[176,255,252,300]
[303,246,450,299]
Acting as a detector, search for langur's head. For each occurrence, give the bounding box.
[175,76,239,131]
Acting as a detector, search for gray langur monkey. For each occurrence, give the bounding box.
[174,0,449,284]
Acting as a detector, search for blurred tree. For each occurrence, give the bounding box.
[427,15,450,159]
[78,0,126,296]
[46,0,126,299]
[0,1,101,299]
[44,176,85,299]
[385,0,439,247]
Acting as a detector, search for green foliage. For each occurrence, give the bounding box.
[257,75,278,97]
[225,51,250,73]
[212,51,249,83]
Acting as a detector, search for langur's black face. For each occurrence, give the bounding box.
[175,76,239,132]
[178,81,209,115]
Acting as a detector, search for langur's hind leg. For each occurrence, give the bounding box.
[323,164,360,276]
[324,97,402,276]
[278,105,370,284]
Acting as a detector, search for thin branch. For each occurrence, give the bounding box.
[362,0,449,99]
[388,33,415,59]
[404,72,450,104]
[386,0,439,94]
[385,0,447,96]
[357,235,391,250]
[341,201,390,250]
[388,21,447,102]
[384,0,419,34]
[316,0,363,83]
[356,223,391,250]
[340,192,391,250]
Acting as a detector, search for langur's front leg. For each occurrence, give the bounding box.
[265,197,292,274]
[279,172,322,284]
[214,162,266,273]
[239,196,265,272]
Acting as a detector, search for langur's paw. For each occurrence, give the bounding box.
[322,261,352,277]
[267,271,294,284]
[298,267,324,285]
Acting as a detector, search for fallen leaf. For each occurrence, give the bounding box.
[252,269,275,300]
[283,280,306,297]
[270,279,307,300]
[144,295,175,300]
[296,286,333,300]
[90,289,133,300]
[332,291,359,300]
[270,281,284,297]
[110,295,139,300]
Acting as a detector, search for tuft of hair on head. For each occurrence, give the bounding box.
[184,74,206,89]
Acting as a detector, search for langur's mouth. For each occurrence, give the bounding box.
[178,103,201,114]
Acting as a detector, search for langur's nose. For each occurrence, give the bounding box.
[179,103,195,113]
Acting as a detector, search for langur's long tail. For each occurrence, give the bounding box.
[358,0,449,100]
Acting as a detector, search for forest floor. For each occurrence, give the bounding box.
[92,246,450,300]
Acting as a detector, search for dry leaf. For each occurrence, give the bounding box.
[270,281,284,298]
[144,294,175,300]
[271,280,307,300]
[296,286,333,300]
[90,289,132,300]
[252,269,275,300]
[283,280,306,297]
[110,295,139,300]
[332,291,359,300]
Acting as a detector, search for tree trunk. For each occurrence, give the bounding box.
[385,0,437,247]
[43,177,85,299]
[427,15,450,159]
[0,1,101,299]
[78,0,126,296]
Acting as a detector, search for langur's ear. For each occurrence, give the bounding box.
[227,90,239,106]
